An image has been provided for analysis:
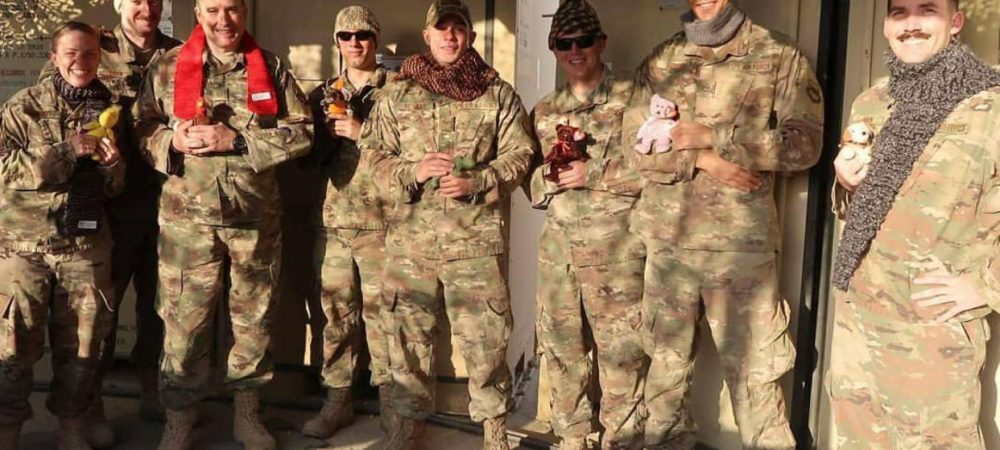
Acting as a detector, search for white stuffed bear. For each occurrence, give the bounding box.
[634,94,679,154]
[839,121,874,165]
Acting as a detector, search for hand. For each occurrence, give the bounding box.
[416,152,453,183]
[555,160,587,189]
[695,150,762,192]
[185,123,238,156]
[327,113,362,141]
[672,120,713,150]
[438,174,472,198]
[834,145,869,192]
[170,120,196,154]
[94,138,120,166]
[911,259,986,322]
[69,134,100,159]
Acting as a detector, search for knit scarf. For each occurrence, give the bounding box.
[52,71,111,123]
[173,25,277,120]
[682,2,746,47]
[397,48,498,102]
[832,40,1000,291]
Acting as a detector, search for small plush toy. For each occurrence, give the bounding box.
[322,78,350,116]
[839,121,874,165]
[426,156,476,191]
[192,97,210,125]
[634,94,679,154]
[544,124,589,183]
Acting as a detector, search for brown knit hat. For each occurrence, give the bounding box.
[426,0,472,29]
[548,0,604,50]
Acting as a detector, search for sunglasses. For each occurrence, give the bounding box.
[336,31,375,42]
[553,34,602,51]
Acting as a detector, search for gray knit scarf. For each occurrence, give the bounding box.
[832,40,1000,291]
[682,3,746,47]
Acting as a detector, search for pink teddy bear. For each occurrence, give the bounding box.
[634,94,679,154]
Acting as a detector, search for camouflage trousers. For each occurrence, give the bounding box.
[641,243,796,450]
[537,258,649,450]
[102,218,162,378]
[0,245,114,425]
[157,221,280,410]
[827,254,988,449]
[383,253,512,422]
[312,228,389,388]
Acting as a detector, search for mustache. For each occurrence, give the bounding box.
[898,30,932,40]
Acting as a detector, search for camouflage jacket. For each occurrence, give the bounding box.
[41,25,181,224]
[835,81,1000,314]
[133,46,312,227]
[624,19,824,252]
[528,71,645,267]
[0,81,126,253]
[359,77,535,260]
[307,66,394,230]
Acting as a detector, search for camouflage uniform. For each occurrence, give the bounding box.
[307,67,394,389]
[41,25,182,379]
[360,77,534,422]
[827,83,1000,450]
[0,80,126,424]
[133,47,312,409]
[529,71,649,449]
[624,18,823,449]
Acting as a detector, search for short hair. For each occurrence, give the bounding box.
[195,0,247,10]
[50,21,100,52]
[888,0,959,12]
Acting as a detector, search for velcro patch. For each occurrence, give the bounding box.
[938,123,969,135]
[741,61,773,73]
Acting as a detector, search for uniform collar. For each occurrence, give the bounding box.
[683,18,752,63]
[337,65,389,94]
[110,24,171,64]
[551,67,614,114]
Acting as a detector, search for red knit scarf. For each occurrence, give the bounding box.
[397,48,498,102]
[173,26,278,120]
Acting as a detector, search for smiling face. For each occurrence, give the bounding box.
[687,0,732,21]
[553,32,606,83]
[195,0,247,53]
[423,15,475,66]
[337,31,378,71]
[50,29,101,88]
[121,0,163,39]
[884,0,964,64]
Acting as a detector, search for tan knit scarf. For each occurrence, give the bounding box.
[397,48,498,101]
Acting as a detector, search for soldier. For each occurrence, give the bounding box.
[133,0,312,448]
[359,1,534,448]
[0,22,124,450]
[624,0,823,447]
[300,5,396,439]
[828,0,1000,448]
[39,1,182,444]
[528,2,648,449]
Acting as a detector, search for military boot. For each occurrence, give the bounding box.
[559,436,589,450]
[85,396,115,448]
[232,389,276,450]
[0,424,21,450]
[380,417,425,450]
[482,416,510,450]
[157,407,196,450]
[378,385,397,432]
[58,417,94,450]
[301,387,354,438]
[139,369,165,422]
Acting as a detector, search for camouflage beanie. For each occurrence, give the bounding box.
[548,0,604,50]
[335,5,381,38]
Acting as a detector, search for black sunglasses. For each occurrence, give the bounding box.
[553,34,602,51]
[336,31,375,42]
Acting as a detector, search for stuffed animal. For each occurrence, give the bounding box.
[634,94,679,154]
[544,124,589,183]
[839,121,874,165]
[322,78,350,116]
[192,97,210,125]
[426,156,476,191]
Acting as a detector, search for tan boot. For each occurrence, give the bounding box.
[378,385,397,433]
[482,416,510,450]
[301,387,354,438]
[139,369,165,422]
[0,424,21,450]
[559,436,589,450]
[380,417,425,450]
[232,390,276,450]
[58,417,94,450]
[85,396,115,449]
[157,407,196,450]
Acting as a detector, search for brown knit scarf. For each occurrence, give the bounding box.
[397,48,498,101]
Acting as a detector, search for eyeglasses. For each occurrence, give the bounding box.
[336,31,375,42]
[553,34,602,52]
